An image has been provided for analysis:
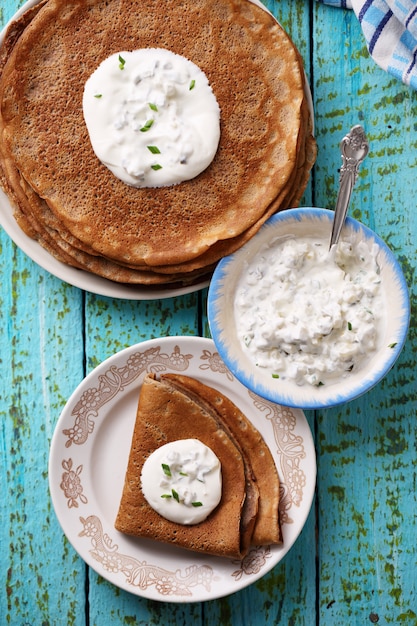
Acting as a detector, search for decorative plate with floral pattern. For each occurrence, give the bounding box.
[49,336,316,602]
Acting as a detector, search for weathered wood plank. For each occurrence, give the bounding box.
[312,3,417,623]
[3,0,417,624]
[84,293,201,370]
[1,0,18,25]
[0,235,87,625]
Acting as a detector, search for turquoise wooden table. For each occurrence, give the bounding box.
[1,0,416,624]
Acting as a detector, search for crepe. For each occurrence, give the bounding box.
[115,373,257,558]
[163,374,281,546]
[115,373,281,558]
[0,0,316,286]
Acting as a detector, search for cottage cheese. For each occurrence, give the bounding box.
[234,236,384,387]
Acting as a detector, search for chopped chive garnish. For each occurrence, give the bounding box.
[389,342,397,349]
[272,373,279,379]
[147,145,161,154]
[148,102,158,112]
[162,463,171,477]
[140,119,154,132]
[348,322,353,331]
[118,54,126,70]
[189,79,196,90]
[179,471,188,476]
[94,94,102,98]
[171,489,179,502]
[192,502,203,507]
[151,164,162,170]
[161,493,172,499]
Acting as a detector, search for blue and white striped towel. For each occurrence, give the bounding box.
[318,0,417,90]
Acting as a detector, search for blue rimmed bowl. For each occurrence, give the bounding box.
[207,207,410,410]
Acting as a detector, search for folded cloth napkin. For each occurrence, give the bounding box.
[318,0,417,90]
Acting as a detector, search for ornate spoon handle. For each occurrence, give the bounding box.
[329,125,369,249]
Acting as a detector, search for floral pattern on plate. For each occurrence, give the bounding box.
[49,336,316,603]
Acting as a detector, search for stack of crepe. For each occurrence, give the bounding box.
[0,0,316,287]
[115,374,281,559]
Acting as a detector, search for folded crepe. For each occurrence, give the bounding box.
[115,373,281,558]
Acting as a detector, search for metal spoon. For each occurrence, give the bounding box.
[329,125,369,249]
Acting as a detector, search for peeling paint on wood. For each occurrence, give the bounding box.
[1,0,417,624]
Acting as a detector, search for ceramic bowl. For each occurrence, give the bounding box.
[207,207,410,409]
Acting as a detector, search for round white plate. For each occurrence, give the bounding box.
[49,336,316,603]
[0,0,312,301]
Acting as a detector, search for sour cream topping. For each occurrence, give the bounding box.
[141,439,222,524]
[235,236,384,387]
[83,48,221,188]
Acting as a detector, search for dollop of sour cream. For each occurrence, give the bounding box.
[83,48,220,188]
[141,439,222,524]
[235,236,384,387]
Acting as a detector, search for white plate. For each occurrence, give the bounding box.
[49,336,316,603]
[0,0,312,301]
